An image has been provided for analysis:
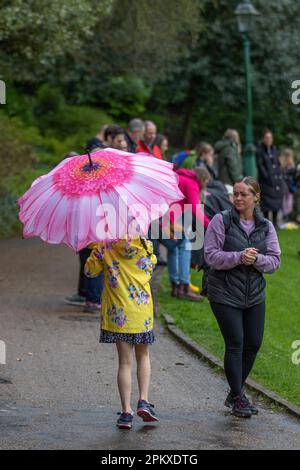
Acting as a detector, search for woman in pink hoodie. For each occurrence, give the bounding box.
[174,169,210,229]
[160,168,210,301]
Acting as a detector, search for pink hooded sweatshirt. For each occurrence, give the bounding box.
[169,169,210,229]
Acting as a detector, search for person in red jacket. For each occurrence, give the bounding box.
[159,168,210,301]
[136,121,162,159]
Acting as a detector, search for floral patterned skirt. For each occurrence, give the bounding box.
[99,329,155,344]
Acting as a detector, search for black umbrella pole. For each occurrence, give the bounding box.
[87,150,93,168]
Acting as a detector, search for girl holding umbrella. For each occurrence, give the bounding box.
[17,148,183,429]
[204,177,281,418]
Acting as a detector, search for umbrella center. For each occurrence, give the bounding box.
[82,162,101,172]
[53,152,134,195]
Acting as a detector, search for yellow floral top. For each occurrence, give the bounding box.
[84,238,157,334]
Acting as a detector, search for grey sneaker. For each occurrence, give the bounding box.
[65,294,86,306]
[241,394,258,415]
[224,391,234,409]
[225,391,258,415]
[231,395,252,418]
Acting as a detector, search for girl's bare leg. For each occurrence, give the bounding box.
[135,344,151,402]
[116,341,134,413]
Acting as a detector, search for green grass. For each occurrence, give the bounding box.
[157,230,300,406]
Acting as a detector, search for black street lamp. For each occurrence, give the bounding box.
[235,1,259,177]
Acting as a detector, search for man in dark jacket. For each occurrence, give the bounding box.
[215,129,243,185]
[124,118,145,153]
[256,129,283,227]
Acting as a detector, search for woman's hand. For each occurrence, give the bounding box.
[241,248,259,265]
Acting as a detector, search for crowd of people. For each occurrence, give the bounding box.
[85,119,168,159]
[62,118,296,423]
[86,121,300,231]
[65,120,299,312]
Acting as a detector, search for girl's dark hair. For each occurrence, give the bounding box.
[104,125,124,141]
[154,134,168,148]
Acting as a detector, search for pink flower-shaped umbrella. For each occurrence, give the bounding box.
[17,149,183,251]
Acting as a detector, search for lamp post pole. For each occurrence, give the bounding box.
[235,1,259,177]
[242,32,256,177]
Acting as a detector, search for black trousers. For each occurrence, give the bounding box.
[78,248,92,297]
[210,301,265,397]
[263,210,278,226]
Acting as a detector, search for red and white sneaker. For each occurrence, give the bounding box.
[137,400,159,422]
[117,411,134,429]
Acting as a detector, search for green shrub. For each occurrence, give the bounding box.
[33,84,112,140]
[5,167,51,199]
[103,75,151,118]
[0,113,38,195]
[33,84,64,134]
[3,86,37,126]
[35,105,112,166]
[55,104,111,139]
[0,194,21,238]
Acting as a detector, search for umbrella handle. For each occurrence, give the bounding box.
[86,150,93,167]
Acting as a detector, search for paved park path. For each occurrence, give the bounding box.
[0,238,300,450]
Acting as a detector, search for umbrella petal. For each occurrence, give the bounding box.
[18,178,55,215]
[66,198,80,250]
[21,186,58,228]
[89,194,116,241]
[132,173,183,202]
[98,191,119,240]
[77,196,91,245]
[116,183,156,235]
[89,194,102,241]
[34,191,63,235]
[46,195,69,244]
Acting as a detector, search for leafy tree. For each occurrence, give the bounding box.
[55,0,204,104]
[151,0,300,147]
[101,75,151,118]
[0,0,113,83]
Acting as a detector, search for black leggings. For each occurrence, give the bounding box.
[210,301,265,397]
[78,248,91,297]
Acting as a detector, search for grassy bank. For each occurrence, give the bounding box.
[157,230,300,406]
